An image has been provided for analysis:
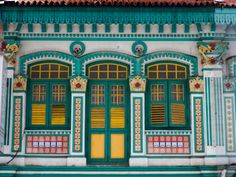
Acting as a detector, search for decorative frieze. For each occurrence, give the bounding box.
[197,42,228,66]
[225,98,235,152]
[133,98,142,153]
[194,98,204,153]
[129,76,146,92]
[12,97,22,152]
[189,76,204,92]
[13,75,27,92]
[147,135,190,154]
[73,97,82,152]
[70,75,88,92]
[26,135,69,154]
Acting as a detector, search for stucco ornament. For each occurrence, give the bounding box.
[70,41,85,58]
[197,42,228,66]
[189,76,204,92]
[70,75,88,92]
[129,75,146,92]
[223,77,235,92]
[132,41,147,57]
[13,75,27,91]
[2,41,20,65]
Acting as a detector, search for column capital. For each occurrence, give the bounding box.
[189,76,204,93]
[13,74,28,92]
[70,75,88,92]
[129,75,147,92]
[197,42,228,67]
[1,40,20,65]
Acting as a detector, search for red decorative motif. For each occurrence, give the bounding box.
[148,135,190,154]
[210,58,216,64]
[16,82,23,88]
[135,82,141,88]
[194,83,200,89]
[225,83,232,89]
[26,136,68,154]
[75,83,81,88]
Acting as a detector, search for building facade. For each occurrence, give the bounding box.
[0,0,236,176]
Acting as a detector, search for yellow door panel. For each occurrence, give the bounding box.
[110,108,125,128]
[111,134,124,159]
[51,105,66,125]
[91,108,105,128]
[91,134,105,159]
[32,104,46,125]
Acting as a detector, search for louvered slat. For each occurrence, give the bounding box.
[51,105,66,125]
[171,104,185,125]
[110,108,124,128]
[32,104,46,125]
[151,104,165,126]
[91,108,105,128]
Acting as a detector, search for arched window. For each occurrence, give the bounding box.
[146,62,189,129]
[27,62,71,129]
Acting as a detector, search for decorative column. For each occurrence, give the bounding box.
[198,42,228,160]
[129,75,147,166]
[11,75,27,153]
[189,77,205,155]
[68,75,87,166]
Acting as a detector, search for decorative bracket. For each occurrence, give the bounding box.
[2,40,20,65]
[197,42,228,66]
[13,75,27,92]
[189,76,204,93]
[129,75,147,92]
[70,75,88,92]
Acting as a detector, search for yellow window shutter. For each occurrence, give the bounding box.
[91,108,105,128]
[110,108,125,128]
[32,104,46,125]
[171,104,185,125]
[151,104,165,126]
[51,105,66,125]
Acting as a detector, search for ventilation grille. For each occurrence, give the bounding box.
[32,104,46,125]
[110,108,125,128]
[171,104,185,125]
[51,105,66,125]
[91,108,105,128]
[151,104,165,126]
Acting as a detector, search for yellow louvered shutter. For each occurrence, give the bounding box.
[91,108,105,128]
[110,108,125,128]
[51,105,66,125]
[32,104,46,125]
[171,104,185,125]
[151,104,166,126]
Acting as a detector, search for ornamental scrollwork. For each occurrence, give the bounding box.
[129,75,146,92]
[197,42,228,66]
[13,75,27,91]
[2,41,20,65]
[189,76,204,92]
[70,75,88,92]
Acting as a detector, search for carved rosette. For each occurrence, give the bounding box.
[189,76,204,92]
[70,75,88,92]
[3,42,20,65]
[197,42,228,66]
[13,75,27,91]
[223,77,235,92]
[129,76,146,92]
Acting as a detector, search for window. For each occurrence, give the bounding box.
[147,63,188,129]
[27,62,71,129]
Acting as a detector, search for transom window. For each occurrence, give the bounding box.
[147,63,188,129]
[30,63,69,79]
[88,63,128,80]
[27,62,71,129]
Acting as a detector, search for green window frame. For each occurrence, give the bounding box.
[146,62,189,129]
[26,62,71,130]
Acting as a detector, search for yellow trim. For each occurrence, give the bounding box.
[88,63,128,80]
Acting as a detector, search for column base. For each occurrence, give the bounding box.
[129,157,148,166]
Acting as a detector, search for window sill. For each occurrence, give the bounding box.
[145,130,192,135]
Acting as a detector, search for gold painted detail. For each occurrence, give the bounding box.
[134,99,141,152]
[110,108,125,128]
[195,98,203,152]
[70,75,88,92]
[3,43,19,65]
[91,108,105,128]
[189,76,204,92]
[129,75,146,92]
[13,75,27,91]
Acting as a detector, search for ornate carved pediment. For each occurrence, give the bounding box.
[197,42,228,66]
[129,75,146,92]
[13,75,27,91]
[189,76,204,92]
[70,75,88,92]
